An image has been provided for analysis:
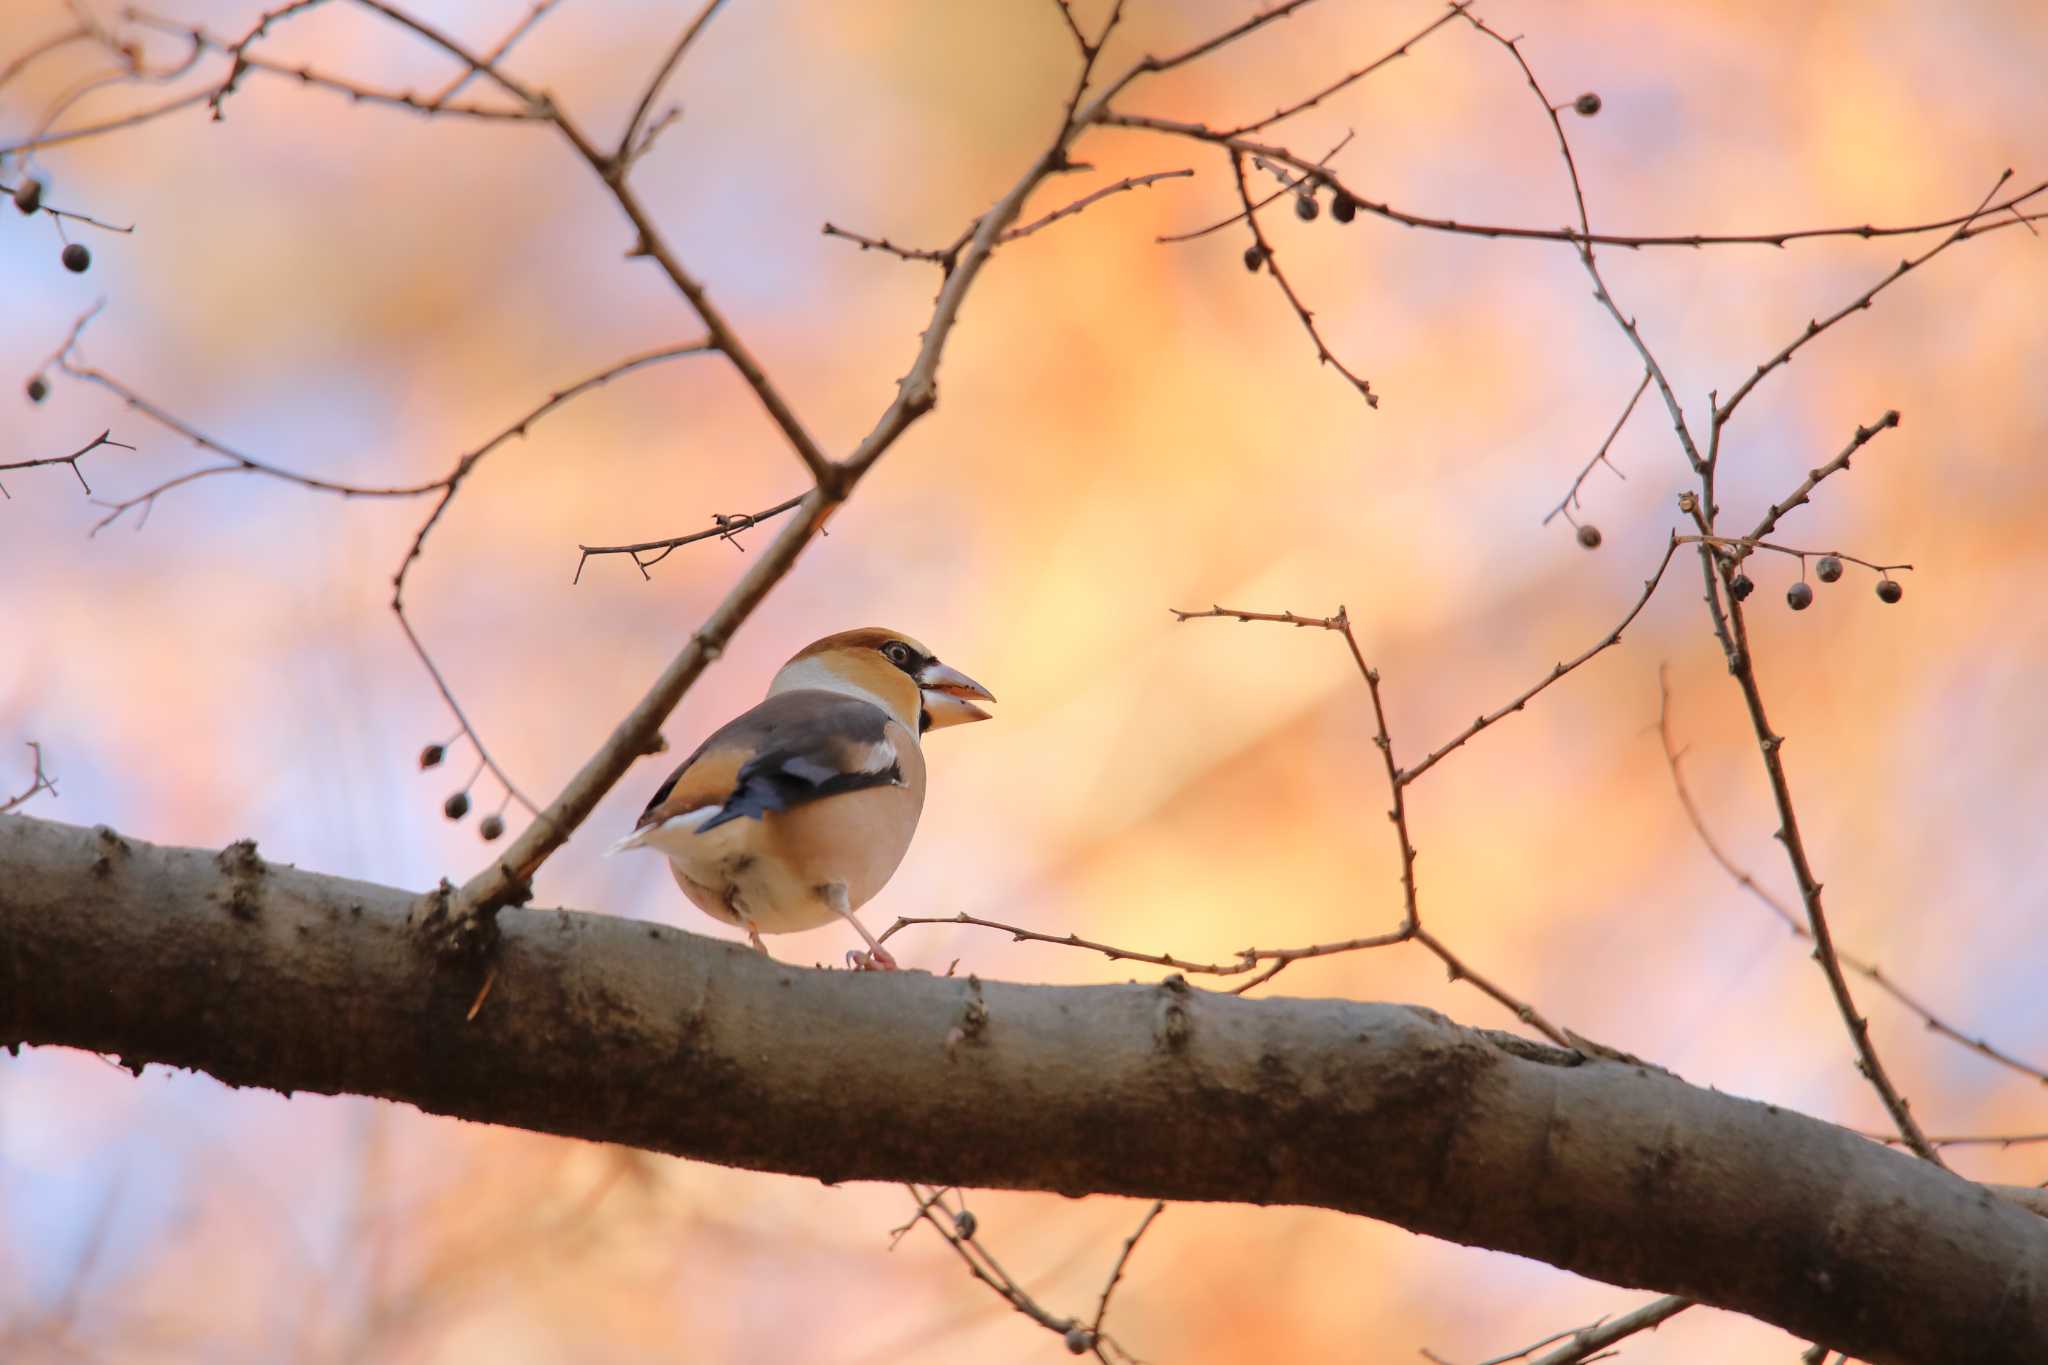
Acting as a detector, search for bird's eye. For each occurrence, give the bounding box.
[884,642,913,668]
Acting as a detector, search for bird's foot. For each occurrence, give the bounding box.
[844,945,899,971]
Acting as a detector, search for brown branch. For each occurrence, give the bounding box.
[1124,107,2048,254]
[1089,1201,1164,1345]
[1678,534,1909,578]
[1657,671,2048,1090]
[0,743,57,814]
[614,0,726,165]
[1542,368,1647,527]
[0,429,132,499]
[1736,410,1901,557]
[895,1184,1145,1359]
[0,24,89,93]
[1228,2,1468,136]
[1862,1132,2048,1150]
[424,0,558,106]
[1156,130,1352,244]
[0,182,135,234]
[0,87,212,157]
[1712,174,2034,431]
[1229,149,1377,407]
[1004,168,1192,243]
[824,169,1195,272]
[12,812,2048,1364]
[1714,574,1943,1163]
[1401,537,1682,787]
[1424,1293,1690,1365]
[574,495,809,581]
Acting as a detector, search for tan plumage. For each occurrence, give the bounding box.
[609,629,993,965]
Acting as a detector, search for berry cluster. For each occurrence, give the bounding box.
[1728,552,1903,610]
[11,178,93,273]
[420,737,508,840]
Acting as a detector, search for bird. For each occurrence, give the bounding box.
[608,628,994,967]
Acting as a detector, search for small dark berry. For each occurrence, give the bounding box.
[26,375,48,403]
[1576,523,1602,549]
[953,1210,977,1240]
[1294,192,1319,221]
[1729,573,1754,602]
[1814,555,1844,583]
[479,813,505,842]
[13,178,42,214]
[419,743,445,769]
[1064,1327,1093,1355]
[1242,243,1265,272]
[443,791,471,820]
[1331,193,1357,223]
[1573,92,1602,117]
[1876,578,1903,604]
[61,242,90,273]
[1787,581,1814,611]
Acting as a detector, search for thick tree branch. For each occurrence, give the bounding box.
[3,812,2044,1365]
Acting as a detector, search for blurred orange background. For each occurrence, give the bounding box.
[3,0,2045,1360]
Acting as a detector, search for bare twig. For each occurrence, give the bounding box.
[1423,1292,1690,1365]
[0,183,135,234]
[1229,149,1377,407]
[574,495,809,581]
[1090,1201,1165,1341]
[1543,369,1647,526]
[0,24,89,93]
[613,0,726,166]
[425,0,559,106]
[1401,537,1682,786]
[1736,410,1901,555]
[894,1184,1142,1360]
[0,743,58,814]
[1712,174,2033,431]
[0,429,132,499]
[1658,671,2048,1089]
[1229,2,1468,136]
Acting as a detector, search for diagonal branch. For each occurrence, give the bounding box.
[1657,670,2048,1089]
[614,0,726,165]
[0,429,132,499]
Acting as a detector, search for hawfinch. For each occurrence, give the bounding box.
[609,629,994,967]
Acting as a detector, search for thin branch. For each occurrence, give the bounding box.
[1525,1295,1691,1365]
[1658,670,2048,1089]
[425,0,559,106]
[1862,1132,2048,1150]
[1424,1292,1690,1365]
[1230,149,1377,407]
[614,0,726,166]
[1401,536,1681,787]
[0,25,89,93]
[1228,2,1468,136]
[1543,369,1647,526]
[0,87,211,158]
[1715,574,1944,1163]
[1736,410,1901,557]
[895,1184,1141,1359]
[1713,174,2033,429]
[824,168,1194,275]
[1089,1201,1164,1340]
[574,495,809,582]
[0,429,132,499]
[1156,130,1352,244]
[0,743,57,814]
[1004,168,1193,243]
[0,182,135,234]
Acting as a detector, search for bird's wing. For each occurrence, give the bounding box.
[634,689,904,835]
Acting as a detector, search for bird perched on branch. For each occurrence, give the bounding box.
[609,629,994,968]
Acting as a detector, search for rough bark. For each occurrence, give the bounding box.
[2,813,2041,1364]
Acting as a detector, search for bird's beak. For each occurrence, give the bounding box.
[917,660,995,729]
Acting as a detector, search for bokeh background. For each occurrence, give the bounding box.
[4,0,2045,1359]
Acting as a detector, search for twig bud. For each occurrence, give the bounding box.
[13,178,42,214]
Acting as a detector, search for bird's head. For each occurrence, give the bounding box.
[770,628,995,735]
